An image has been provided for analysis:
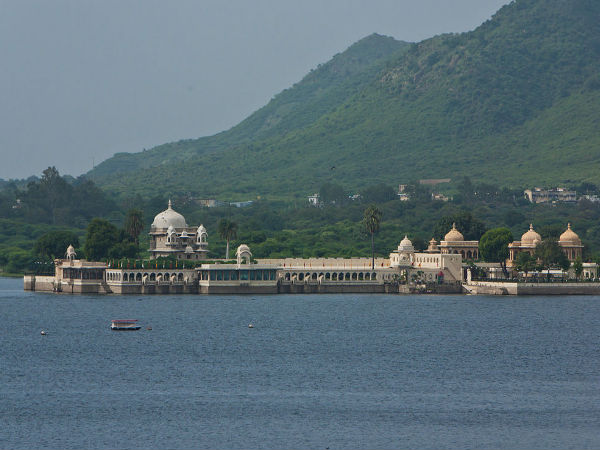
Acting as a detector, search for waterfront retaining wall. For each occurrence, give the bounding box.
[466,281,600,295]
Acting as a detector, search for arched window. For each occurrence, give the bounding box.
[136,273,142,281]
[150,273,156,281]
[372,272,377,280]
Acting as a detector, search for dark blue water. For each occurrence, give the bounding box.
[1,277,600,449]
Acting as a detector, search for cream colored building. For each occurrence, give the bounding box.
[148,200,209,260]
[389,236,463,282]
[439,223,479,260]
[508,223,583,267]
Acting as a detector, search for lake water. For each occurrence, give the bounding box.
[1,277,600,449]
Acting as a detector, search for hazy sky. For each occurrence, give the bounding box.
[0,0,508,179]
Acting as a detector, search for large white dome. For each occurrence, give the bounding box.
[151,200,188,229]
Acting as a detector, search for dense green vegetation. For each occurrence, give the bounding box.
[4,170,600,276]
[88,0,600,200]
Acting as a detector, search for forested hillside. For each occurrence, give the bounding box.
[88,34,409,188]
[88,0,600,199]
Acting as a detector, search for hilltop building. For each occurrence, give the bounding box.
[524,188,576,204]
[148,200,209,260]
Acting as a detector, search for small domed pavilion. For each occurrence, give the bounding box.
[439,223,479,260]
[558,223,583,261]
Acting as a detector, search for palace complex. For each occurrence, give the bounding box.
[23,201,600,295]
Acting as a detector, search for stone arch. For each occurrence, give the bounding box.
[136,273,142,281]
[236,245,252,265]
[178,273,184,281]
[150,273,156,281]
[352,273,357,280]
[372,272,377,280]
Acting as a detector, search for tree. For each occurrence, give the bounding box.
[124,209,144,245]
[361,183,396,204]
[573,257,583,280]
[479,227,513,277]
[84,218,119,260]
[40,166,71,225]
[319,182,347,206]
[363,205,382,269]
[456,176,474,203]
[218,219,238,259]
[534,240,570,279]
[514,252,536,279]
[33,231,80,260]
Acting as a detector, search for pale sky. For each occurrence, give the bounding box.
[0,0,508,179]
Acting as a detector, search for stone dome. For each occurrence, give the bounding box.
[151,200,188,229]
[236,244,251,254]
[444,223,464,242]
[398,235,415,253]
[559,223,581,245]
[521,224,542,245]
[65,244,77,259]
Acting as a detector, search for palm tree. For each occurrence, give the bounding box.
[218,219,238,259]
[124,209,144,245]
[363,205,382,269]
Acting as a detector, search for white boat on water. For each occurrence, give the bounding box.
[111,319,141,331]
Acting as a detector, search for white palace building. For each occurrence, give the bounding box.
[24,201,465,295]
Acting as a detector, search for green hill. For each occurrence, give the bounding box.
[90,0,600,199]
[89,34,409,183]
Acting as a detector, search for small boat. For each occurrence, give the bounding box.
[111,319,141,331]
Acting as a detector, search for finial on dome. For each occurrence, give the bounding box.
[168,199,172,209]
[452,222,457,229]
[529,223,533,230]
[567,223,571,229]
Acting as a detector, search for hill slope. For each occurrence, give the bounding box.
[90,0,600,198]
[89,34,409,181]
